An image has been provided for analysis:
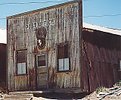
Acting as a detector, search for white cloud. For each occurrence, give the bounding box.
[0,29,6,44]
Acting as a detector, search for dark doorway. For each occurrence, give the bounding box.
[0,43,6,87]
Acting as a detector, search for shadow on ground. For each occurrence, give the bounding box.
[33,92,89,99]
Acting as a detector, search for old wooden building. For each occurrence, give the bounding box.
[7,0,121,92]
[81,23,121,92]
[7,0,82,91]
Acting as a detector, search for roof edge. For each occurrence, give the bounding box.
[83,23,121,36]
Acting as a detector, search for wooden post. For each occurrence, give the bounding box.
[78,0,83,90]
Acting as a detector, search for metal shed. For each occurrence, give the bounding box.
[81,23,121,92]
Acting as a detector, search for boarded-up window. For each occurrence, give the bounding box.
[37,55,46,66]
[16,50,27,75]
[57,43,70,71]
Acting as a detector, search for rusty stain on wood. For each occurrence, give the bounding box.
[14,75,28,90]
[29,68,36,90]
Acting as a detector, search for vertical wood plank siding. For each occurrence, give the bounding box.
[7,1,81,90]
[81,29,121,92]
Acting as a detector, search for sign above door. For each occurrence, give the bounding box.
[35,27,47,50]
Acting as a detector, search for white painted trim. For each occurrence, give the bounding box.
[83,23,121,36]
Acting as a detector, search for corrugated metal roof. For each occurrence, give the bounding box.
[83,23,121,36]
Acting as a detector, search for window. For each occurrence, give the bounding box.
[120,60,121,71]
[37,55,46,67]
[57,43,70,71]
[17,63,26,74]
[16,50,27,75]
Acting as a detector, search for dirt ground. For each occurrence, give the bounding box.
[0,89,120,100]
[0,81,121,100]
[82,83,121,100]
[0,92,88,100]
[82,91,121,100]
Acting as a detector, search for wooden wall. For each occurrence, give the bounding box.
[0,44,6,85]
[7,1,82,91]
[81,29,121,92]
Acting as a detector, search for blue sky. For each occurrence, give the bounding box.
[0,0,121,29]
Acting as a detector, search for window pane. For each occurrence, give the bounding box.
[59,59,64,71]
[58,43,68,59]
[17,63,26,74]
[120,60,121,70]
[58,46,64,59]
[38,55,46,66]
[17,50,26,63]
[38,55,45,61]
[64,58,69,70]
[17,63,22,74]
[64,44,68,58]
[21,63,26,74]
[38,60,46,66]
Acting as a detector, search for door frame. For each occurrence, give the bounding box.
[35,53,48,90]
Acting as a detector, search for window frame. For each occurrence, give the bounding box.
[36,54,46,67]
[57,42,71,72]
[16,49,27,75]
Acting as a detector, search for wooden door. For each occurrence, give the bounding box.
[36,54,48,89]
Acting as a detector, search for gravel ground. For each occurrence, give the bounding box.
[82,85,121,100]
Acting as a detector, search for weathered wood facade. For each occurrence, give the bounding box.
[7,1,82,91]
